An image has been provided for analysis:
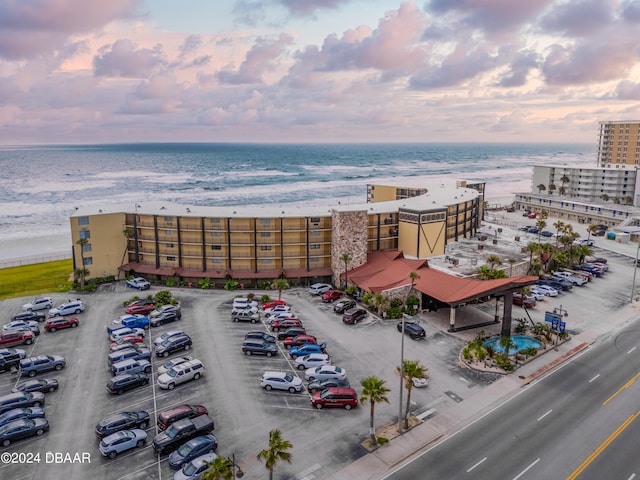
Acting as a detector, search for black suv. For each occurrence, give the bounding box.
[241,340,278,357]
[245,331,276,343]
[397,321,426,340]
[277,327,306,341]
[0,349,24,374]
[150,311,181,327]
[0,392,45,414]
[95,411,150,438]
[11,311,46,323]
[342,308,367,325]
[333,299,356,314]
[105,373,150,395]
[155,334,192,357]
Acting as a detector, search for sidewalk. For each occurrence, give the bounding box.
[327,302,640,480]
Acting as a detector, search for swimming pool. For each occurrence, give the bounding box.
[482,335,542,355]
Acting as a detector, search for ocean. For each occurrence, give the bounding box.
[0,142,594,263]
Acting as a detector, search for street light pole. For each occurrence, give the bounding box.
[631,241,640,303]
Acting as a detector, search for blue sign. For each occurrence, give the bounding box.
[544,312,566,333]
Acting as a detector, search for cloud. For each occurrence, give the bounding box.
[622,0,640,22]
[0,0,143,60]
[277,0,350,17]
[614,81,640,100]
[539,0,615,37]
[496,49,539,87]
[216,33,294,84]
[93,39,167,78]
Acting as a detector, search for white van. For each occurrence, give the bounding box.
[157,359,205,390]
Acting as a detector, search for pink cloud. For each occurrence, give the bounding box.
[615,81,640,100]
[539,0,615,37]
[93,39,167,78]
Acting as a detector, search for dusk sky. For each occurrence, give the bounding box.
[2,0,640,144]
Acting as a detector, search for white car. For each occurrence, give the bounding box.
[232,298,258,310]
[552,271,586,286]
[22,297,54,312]
[295,353,331,370]
[308,283,333,295]
[264,305,292,317]
[109,327,146,342]
[157,355,193,375]
[532,284,558,297]
[231,305,259,316]
[157,359,204,390]
[48,300,85,317]
[260,371,303,393]
[526,289,544,301]
[304,365,347,382]
[266,312,298,324]
[573,238,594,247]
[125,277,151,290]
[412,377,429,388]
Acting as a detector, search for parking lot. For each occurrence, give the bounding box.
[0,240,635,480]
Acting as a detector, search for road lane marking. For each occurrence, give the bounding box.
[628,474,636,480]
[512,458,540,480]
[466,457,487,472]
[537,409,552,421]
[567,410,640,480]
[588,373,600,383]
[628,346,637,354]
[602,372,640,406]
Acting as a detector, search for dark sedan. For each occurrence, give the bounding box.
[168,434,218,470]
[0,418,49,447]
[333,299,356,314]
[396,321,426,340]
[95,410,150,438]
[155,334,192,357]
[105,373,150,395]
[12,378,59,394]
[277,327,307,340]
[307,378,351,393]
[0,407,46,427]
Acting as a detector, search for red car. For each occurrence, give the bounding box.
[270,318,302,332]
[284,334,317,349]
[0,330,35,347]
[262,300,287,310]
[321,290,342,302]
[527,212,538,218]
[126,303,156,315]
[157,404,209,431]
[512,293,535,308]
[44,316,79,332]
[109,335,145,350]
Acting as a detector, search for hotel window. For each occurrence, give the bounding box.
[211,231,221,237]
[167,256,176,261]
[310,257,319,262]
[167,243,174,248]
[164,216,173,223]
[260,218,271,226]
[79,230,91,239]
[211,245,222,250]
[310,217,320,224]
[212,258,222,264]
[165,230,174,235]
[261,259,272,264]
[78,216,89,225]
[311,230,319,236]
[82,244,92,253]
[261,232,271,238]
[310,244,320,249]
[260,245,272,251]
[83,257,93,266]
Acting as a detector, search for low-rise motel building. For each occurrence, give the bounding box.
[70,180,485,287]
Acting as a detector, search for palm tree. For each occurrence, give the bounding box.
[486,255,501,271]
[553,220,565,248]
[600,193,610,202]
[360,376,390,445]
[558,186,566,196]
[405,271,420,312]
[372,293,386,316]
[341,253,352,290]
[202,455,234,480]
[536,184,546,194]
[397,360,429,429]
[76,237,89,289]
[257,429,293,480]
[536,218,547,243]
[271,278,290,301]
[548,183,556,195]
[560,174,570,195]
[587,224,598,242]
[507,258,516,277]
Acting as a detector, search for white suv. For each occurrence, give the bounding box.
[22,297,54,312]
[157,359,205,390]
[48,300,85,317]
[260,371,303,393]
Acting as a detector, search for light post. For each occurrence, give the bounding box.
[232,453,244,479]
[631,241,640,303]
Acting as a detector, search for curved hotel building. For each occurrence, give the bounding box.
[70,180,484,286]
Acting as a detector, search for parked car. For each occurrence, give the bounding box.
[526,289,544,301]
[321,290,342,302]
[333,299,356,314]
[99,429,148,458]
[150,304,181,318]
[109,335,145,351]
[573,238,594,246]
[157,359,205,390]
[12,378,59,394]
[150,310,182,327]
[308,378,350,394]
[342,308,367,325]
[232,297,258,310]
[396,321,426,339]
[95,410,150,438]
[527,212,538,218]
[111,358,152,376]
[105,373,150,395]
[22,296,54,312]
[585,256,607,264]
[264,305,292,317]
[262,300,286,310]
[157,404,209,431]
[266,312,298,324]
[126,303,156,315]
[157,355,193,375]
[127,298,155,308]
[3,320,40,336]
[231,310,260,323]
[107,346,152,367]
[155,334,193,357]
[48,300,85,317]
[173,452,217,480]
[277,327,306,340]
[168,434,218,470]
[309,283,333,295]
[117,315,151,330]
[44,316,79,332]
[553,271,586,286]
[109,326,146,342]
[311,387,358,410]
[242,340,278,357]
[295,353,331,370]
[412,377,429,388]
[0,392,45,415]
[531,284,558,297]
[0,330,35,348]
[512,293,535,308]
[0,349,24,373]
[11,311,46,323]
[260,371,303,393]
[289,343,326,359]
[575,264,603,277]
[125,277,151,290]
[304,365,347,382]
[0,407,46,428]
[154,329,185,346]
[540,230,554,237]
[0,418,49,446]
[152,415,215,455]
[270,318,303,332]
[244,331,276,344]
[284,334,317,349]
[20,355,65,377]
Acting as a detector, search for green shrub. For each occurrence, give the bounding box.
[514,318,527,335]
[197,278,211,289]
[362,292,373,305]
[525,347,538,356]
[494,354,514,371]
[462,346,472,361]
[154,290,174,306]
[224,279,239,291]
[166,279,176,287]
[260,294,271,303]
[260,281,272,290]
[346,285,357,296]
[376,437,389,446]
[385,306,403,319]
[390,298,403,308]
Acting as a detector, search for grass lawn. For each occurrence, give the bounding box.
[0,259,74,300]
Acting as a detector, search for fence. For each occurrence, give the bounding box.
[0,253,72,270]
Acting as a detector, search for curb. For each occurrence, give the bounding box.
[521,341,589,384]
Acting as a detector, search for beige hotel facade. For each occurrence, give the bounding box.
[70,180,484,287]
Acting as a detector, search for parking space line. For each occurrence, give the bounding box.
[267,404,317,411]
